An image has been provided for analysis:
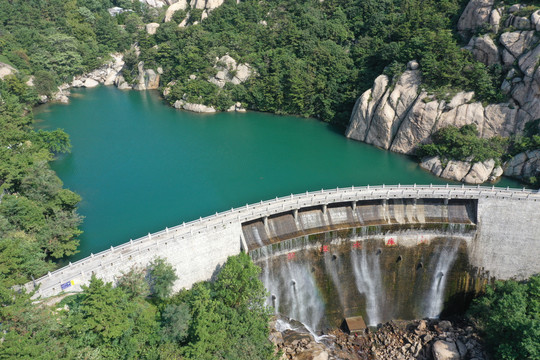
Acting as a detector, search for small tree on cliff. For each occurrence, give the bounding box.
[147,257,178,300]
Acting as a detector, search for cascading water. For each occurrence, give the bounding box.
[252,232,473,333]
[424,240,461,318]
[253,236,326,333]
[323,252,346,311]
[351,244,384,326]
[252,228,281,313]
[283,260,326,333]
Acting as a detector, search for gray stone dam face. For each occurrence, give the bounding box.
[26,186,540,310]
[243,198,515,331]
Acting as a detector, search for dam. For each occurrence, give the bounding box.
[27,185,540,329]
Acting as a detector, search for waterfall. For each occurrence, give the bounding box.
[323,252,346,311]
[283,261,326,333]
[351,246,384,326]
[256,247,325,333]
[424,240,460,318]
[253,228,281,313]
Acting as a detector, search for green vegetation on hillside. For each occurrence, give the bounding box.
[468,275,540,360]
[0,0,506,125]
[137,0,503,124]
[0,77,82,290]
[417,124,507,164]
[0,0,133,90]
[0,254,275,359]
[417,122,540,185]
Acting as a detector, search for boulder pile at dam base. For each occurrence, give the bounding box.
[270,316,489,360]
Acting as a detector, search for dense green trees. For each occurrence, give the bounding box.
[469,275,540,360]
[0,255,275,359]
[417,124,507,163]
[0,77,82,292]
[0,0,506,126]
[174,253,275,360]
[131,0,502,125]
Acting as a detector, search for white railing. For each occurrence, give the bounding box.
[27,184,539,295]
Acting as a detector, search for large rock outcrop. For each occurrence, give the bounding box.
[347,1,540,184]
[164,0,228,24]
[71,53,125,88]
[139,0,180,8]
[420,156,502,183]
[133,62,160,91]
[209,54,253,88]
[504,149,540,181]
[457,0,494,35]
[164,0,189,22]
[345,63,529,155]
[465,34,499,66]
[0,62,17,79]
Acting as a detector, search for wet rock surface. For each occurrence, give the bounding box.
[271,318,489,360]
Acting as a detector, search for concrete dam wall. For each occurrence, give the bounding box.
[27,186,540,327]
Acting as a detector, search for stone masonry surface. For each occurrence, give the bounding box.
[26,185,540,299]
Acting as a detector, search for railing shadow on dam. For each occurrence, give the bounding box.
[25,184,540,301]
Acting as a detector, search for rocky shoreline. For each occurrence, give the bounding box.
[346,1,540,185]
[270,317,489,360]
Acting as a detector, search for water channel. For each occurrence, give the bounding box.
[35,86,521,260]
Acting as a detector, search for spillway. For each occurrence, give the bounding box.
[245,198,482,330]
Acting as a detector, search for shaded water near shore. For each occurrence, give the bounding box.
[36,86,521,259]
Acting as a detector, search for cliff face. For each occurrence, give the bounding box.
[346,1,540,182]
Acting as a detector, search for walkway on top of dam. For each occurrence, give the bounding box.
[26,185,540,298]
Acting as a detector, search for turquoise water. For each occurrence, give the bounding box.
[35,86,521,260]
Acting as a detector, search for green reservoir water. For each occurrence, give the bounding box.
[36,86,520,260]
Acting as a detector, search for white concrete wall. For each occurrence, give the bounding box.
[472,197,540,279]
[27,185,540,298]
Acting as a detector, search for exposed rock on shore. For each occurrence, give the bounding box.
[71,53,125,89]
[270,318,488,360]
[504,149,540,181]
[346,1,540,184]
[420,156,503,183]
[164,54,250,113]
[173,100,216,113]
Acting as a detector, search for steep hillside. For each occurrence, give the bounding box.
[346,0,540,184]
